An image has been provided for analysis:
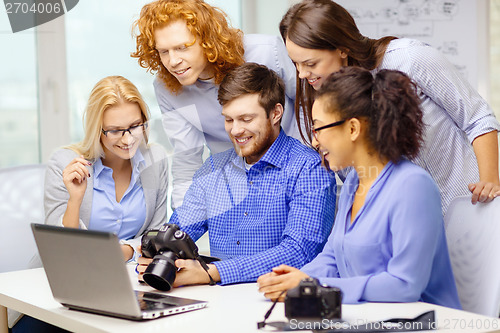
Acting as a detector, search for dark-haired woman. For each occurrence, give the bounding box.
[257,67,461,308]
[279,0,500,214]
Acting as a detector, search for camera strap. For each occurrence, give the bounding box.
[196,256,216,286]
[257,291,286,329]
[258,305,436,332]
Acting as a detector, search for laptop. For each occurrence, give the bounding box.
[31,223,208,320]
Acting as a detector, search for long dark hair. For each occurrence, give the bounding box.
[280,0,397,144]
[316,67,424,163]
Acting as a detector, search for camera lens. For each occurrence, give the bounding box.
[143,252,178,291]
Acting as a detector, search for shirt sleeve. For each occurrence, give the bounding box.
[273,36,302,140]
[168,166,210,242]
[119,238,140,263]
[271,35,296,103]
[213,163,336,285]
[314,172,443,304]
[140,145,169,231]
[406,44,500,143]
[301,230,340,279]
[154,80,205,210]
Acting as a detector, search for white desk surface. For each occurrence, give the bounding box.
[1,266,499,333]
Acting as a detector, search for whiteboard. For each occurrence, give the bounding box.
[335,0,490,101]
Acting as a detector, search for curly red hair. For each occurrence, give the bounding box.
[132,0,245,94]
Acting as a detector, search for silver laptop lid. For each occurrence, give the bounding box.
[32,224,143,317]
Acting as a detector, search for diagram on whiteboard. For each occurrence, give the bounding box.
[344,0,460,37]
[335,0,487,93]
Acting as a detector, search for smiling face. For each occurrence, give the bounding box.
[154,20,212,86]
[285,38,347,90]
[222,94,282,164]
[101,102,145,163]
[311,97,352,171]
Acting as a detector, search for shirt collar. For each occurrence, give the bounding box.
[350,160,395,194]
[131,148,145,173]
[93,148,146,180]
[93,157,106,179]
[368,160,394,191]
[256,129,288,169]
[231,151,246,171]
[130,148,145,187]
[191,78,216,90]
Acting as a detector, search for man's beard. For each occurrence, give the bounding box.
[234,123,276,163]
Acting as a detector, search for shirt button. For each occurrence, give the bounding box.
[116,219,120,223]
[249,181,253,185]
[244,212,248,216]
[237,241,240,245]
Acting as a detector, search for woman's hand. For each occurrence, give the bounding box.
[61,156,92,228]
[62,155,92,203]
[257,265,310,301]
[136,249,152,283]
[468,181,500,204]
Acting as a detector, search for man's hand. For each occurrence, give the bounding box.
[468,182,500,204]
[136,244,221,287]
[257,265,309,301]
[173,259,220,287]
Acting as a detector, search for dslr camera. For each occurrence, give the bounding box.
[141,223,211,291]
[285,277,342,320]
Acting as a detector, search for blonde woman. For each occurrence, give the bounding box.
[44,76,168,262]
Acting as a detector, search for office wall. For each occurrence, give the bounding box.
[492,0,500,169]
[491,0,500,121]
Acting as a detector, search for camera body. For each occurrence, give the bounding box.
[141,223,201,291]
[285,277,342,320]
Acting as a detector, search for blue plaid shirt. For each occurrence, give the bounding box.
[170,130,336,284]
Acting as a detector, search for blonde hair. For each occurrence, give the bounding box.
[67,76,150,160]
[131,0,244,94]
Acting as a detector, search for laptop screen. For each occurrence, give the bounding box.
[32,224,143,317]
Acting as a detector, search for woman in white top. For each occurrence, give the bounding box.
[279,0,500,214]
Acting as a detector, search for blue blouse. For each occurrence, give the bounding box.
[88,150,147,241]
[301,160,461,309]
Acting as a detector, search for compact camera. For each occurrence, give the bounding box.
[285,277,342,320]
[141,223,210,291]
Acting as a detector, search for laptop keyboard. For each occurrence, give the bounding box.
[136,291,177,305]
[139,299,174,311]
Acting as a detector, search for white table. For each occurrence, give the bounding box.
[1,266,499,333]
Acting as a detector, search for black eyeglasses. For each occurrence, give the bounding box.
[101,123,148,139]
[312,120,346,140]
